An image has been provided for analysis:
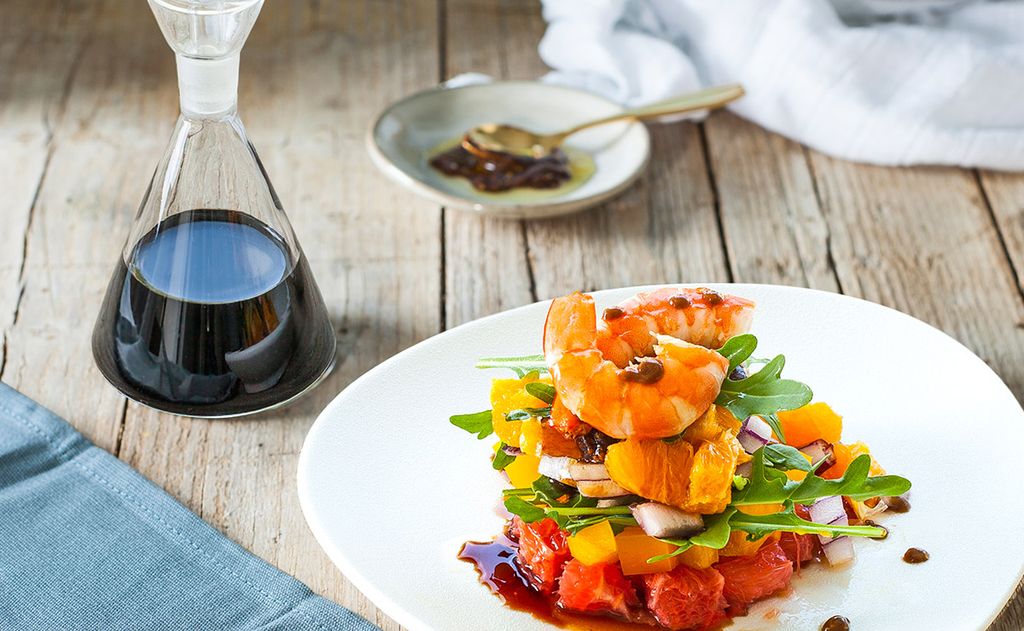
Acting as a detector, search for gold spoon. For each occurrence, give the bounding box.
[465,83,745,159]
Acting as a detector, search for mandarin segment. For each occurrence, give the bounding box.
[777,402,843,447]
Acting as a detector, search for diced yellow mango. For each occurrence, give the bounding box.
[504,453,541,488]
[567,521,618,566]
[614,526,679,575]
[677,545,719,569]
[489,375,552,448]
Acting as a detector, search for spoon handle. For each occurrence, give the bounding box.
[559,83,745,139]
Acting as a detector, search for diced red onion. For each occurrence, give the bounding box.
[799,439,837,475]
[630,502,704,538]
[596,496,636,508]
[735,461,753,478]
[738,415,776,453]
[568,462,610,481]
[821,535,855,565]
[537,455,573,482]
[809,495,854,566]
[501,444,523,457]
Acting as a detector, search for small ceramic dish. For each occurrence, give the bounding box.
[367,81,651,220]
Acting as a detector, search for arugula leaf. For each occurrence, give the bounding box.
[716,349,813,422]
[524,382,556,405]
[731,502,886,541]
[476,355,548,377]
[791,455,912,503]
[504,496,547,522]
[531,477,597,508]
[733,448,912,506]
[648,509,737,563]
[449,410,493,439]
[761,413,786,442]
[762,443,812,472]
[492,446,516,471]
[730,448,793,505]
[564,516,637,535]
[505,407,552,421]
[689,509,737,549]
[717,334,757,373]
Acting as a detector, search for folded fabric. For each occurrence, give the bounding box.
[538,0,1024,170]
[0,382,377,631]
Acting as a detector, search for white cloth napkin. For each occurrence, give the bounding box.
[538,0,1024,170]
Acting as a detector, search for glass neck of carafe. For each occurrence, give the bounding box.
[176,53,239,118]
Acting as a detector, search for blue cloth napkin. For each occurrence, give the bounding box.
[0,382,378,631]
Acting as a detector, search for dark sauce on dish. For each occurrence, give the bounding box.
[458,536,558,624]
[821,615,850,631]
[903,547,929,564]
[430,135,572,192]
[884,495,911,513]
[860,520,889,540]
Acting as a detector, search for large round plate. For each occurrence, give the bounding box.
[366,81,650,219]
[298,284,1024,631]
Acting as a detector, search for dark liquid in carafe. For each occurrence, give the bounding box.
[92,209,335,417]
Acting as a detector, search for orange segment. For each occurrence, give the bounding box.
[777,402,843,447]
[504,452,541,487]
[825,441,885,479]
[614,526,679,575]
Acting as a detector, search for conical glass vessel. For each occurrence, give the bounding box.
[92,0,336,418]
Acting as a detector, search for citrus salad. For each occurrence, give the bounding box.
[451,288,912,630]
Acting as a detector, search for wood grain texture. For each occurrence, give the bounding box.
[442,0,546,328]
[704,112,839,291]
[114,2,444,631]
[0,0,175,451]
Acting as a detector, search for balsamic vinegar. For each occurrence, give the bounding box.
[92,209,335,417]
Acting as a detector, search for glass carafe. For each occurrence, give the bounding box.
[92,0,336,417]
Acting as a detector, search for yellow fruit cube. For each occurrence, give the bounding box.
[568,521,618,566]
[677,545,719,569]
[614,526,680,575]
[504,452,540,488]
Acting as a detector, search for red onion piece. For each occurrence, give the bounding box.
[798,439,837,475]
[630,502,704,538]
[738,415,776,453]
[809,495,854,566]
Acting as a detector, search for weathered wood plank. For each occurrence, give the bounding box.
[703,112,839,291]
[442,0,546,328]
[0,0,173,451]
[526,120,729,298]
[114,2,442,630]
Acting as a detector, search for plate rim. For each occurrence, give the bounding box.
[364,79,651,219]
[298,283,1024,631]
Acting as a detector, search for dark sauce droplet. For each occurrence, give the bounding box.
[699,289,724,305]
[903,547,929,564]
[668,294,690,309]
[862,520,889,540]
[623,357,664,384]
[603,307,626,321]
[821,615,850,631]
[885,495,911,513]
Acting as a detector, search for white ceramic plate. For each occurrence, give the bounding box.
[298,284,1024,631]
[366,81,650,219]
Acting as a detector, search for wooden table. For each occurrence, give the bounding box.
[3,1,1022,629]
